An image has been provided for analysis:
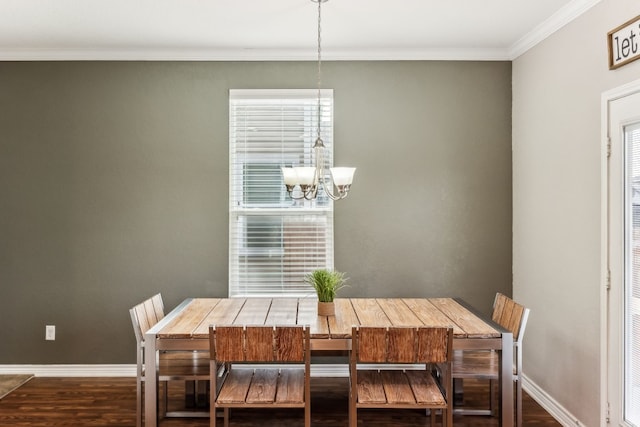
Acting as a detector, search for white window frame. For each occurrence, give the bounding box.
[229,89,334,297]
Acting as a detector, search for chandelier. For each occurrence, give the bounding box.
[281,0,356,201]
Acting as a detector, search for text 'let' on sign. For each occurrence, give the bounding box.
[608,14,640,70]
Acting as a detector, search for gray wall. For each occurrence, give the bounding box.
[0,60,512,364]
[513,0,640,425]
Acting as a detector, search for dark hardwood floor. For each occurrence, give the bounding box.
[0,377,560,426]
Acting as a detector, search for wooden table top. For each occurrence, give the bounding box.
[156,297,500,341]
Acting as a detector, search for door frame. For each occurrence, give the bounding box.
[601,78,640,427]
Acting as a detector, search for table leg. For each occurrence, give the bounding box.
[144,332,157,427]
[500,332,514,427]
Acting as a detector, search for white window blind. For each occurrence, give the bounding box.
[229,89,334,297]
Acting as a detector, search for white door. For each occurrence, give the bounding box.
[606,84,640,427]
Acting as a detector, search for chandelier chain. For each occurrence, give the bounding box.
[316,0,322,140]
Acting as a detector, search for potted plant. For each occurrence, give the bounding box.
[305,269,347,316]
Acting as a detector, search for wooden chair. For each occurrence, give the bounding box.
[208,325,311,427]
[349,326,454,427]
[129,294,210,427]
[452,292,530,427]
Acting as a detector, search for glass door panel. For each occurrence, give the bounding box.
[626,122,640,426]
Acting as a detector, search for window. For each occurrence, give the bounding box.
[229,89,334,297]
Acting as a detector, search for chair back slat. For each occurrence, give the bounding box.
[491,293,507,324]
[387,328,416,363]
[211,325,306,363]
[213,326,245,362]
[357,327,387,363]
[132,305,150,339]
[416,327,451,363]
[491,292,528,341]
[356,327,452,363]
[150,294,164,324]
[506,304,524,338]
[246,327,275,362]
[142,299,158,331]
[275,327,305,362]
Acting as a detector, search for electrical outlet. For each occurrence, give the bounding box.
[45,325,55,341]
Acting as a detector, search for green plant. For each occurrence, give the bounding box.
[304,269,347,302]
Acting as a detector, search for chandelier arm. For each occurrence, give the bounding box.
[286,182,319,200]
[287,190,311,200]
[315,145,349,201]
[287,179,347,201]
[319,176,347,200]
[287,193,306,200]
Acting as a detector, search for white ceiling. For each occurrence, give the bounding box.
[0,0,600,61]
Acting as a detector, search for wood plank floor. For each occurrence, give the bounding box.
[0,377,561,426]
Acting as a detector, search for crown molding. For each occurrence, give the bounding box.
[0,0,601,63]
[323,48,511,61]
[508,0,602,59]
[0,47,511,62]
[0,363,431,377]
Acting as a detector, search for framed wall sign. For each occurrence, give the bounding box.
[608,14,640,70]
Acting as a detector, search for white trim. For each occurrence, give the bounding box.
[602,78,640,103]
[322,48,510,61]
[0,364,137,377]
[509,0,601,59]
[601,86,610,427]
[522,374,586,426]
[0,363,429,378]
[229,88,333,100]
[0,47,511,62]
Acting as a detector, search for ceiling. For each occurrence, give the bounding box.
[0,0,599,61]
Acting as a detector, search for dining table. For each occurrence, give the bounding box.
[144,297,513,427]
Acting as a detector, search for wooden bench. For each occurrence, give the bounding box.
[209,325,310,427]
[349,326,453,427]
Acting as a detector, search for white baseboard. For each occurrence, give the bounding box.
[0,364,137,377]
[0,363,439,378]
[522,373,586,427]
[0,364,350,378]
